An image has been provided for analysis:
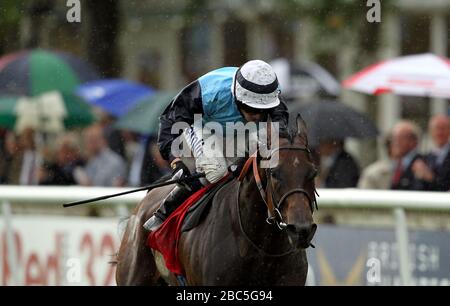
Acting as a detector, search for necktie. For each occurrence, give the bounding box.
[392,160,403,186]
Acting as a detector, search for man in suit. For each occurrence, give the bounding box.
[358,134,394,190]
[318,140,360,188]
[390,121,429,190]
[413,114,450,191]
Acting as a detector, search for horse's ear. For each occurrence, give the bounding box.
[295,113,309,146]
[296,113,308,137]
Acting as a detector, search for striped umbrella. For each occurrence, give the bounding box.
[0,49,99,96]
[343,53,450,98]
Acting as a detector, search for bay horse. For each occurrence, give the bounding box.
[116,115,318,285]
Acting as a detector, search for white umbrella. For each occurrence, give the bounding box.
[343,53,450,98]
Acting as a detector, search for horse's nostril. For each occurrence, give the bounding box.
[287,223,317,245]
[299,225,311,237]
[286,224,297,233]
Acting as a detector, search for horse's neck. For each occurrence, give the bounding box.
[237,174,288,252]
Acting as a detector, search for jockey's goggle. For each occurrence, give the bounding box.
[235,100,268,114]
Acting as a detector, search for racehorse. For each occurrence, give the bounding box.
[115,115,318,285]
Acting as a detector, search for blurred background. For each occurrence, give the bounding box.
[0,0,450,286]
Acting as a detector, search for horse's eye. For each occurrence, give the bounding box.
[270,169,282,180]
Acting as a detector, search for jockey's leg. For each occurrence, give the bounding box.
[143,170,202,232]
[144,125,207,232]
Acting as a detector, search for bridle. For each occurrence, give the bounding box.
[237,145,319,256]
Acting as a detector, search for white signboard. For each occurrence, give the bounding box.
[0,215,121,286]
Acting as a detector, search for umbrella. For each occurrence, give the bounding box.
[76,79,155,117]
[114,91,177,135]
[0,91,95,133]
[343,53,450,98]
[0,51,25,71]
[291,100,378,147]
[0,49,99,96]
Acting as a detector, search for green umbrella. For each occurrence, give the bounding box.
[0,49,99,96]
[115,91,177,135]
[0,91,95,132]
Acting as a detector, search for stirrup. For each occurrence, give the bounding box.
[143,215,164,232]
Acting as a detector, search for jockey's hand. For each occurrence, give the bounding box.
[171,159,194,190]
[171,159,191,180]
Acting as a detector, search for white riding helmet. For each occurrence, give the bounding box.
[232,60,281,109]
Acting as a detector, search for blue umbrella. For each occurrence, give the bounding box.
[76,79,154,117]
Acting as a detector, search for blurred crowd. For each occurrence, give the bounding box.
[315,114,450,192]
[0,112,449,192]
[0,113,171,188]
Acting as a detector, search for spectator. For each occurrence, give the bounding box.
[317,139,360,188]
[141,138,170,185]
[0,131,22,184]
[128,136,170,186]
[390,121,429,190]
[358,134,394,189]
[38,133,85,185]
[0,129,10,183]
[128,135,148,187]
[76,124,127,187]
[98,112,126,158]
[416,114,450,191]
[17,127,41,185]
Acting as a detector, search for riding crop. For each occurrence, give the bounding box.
[62,173,205,208]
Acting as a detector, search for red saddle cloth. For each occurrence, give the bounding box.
[147,176,228,275]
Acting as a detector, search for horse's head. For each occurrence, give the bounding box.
[263,114,318,249]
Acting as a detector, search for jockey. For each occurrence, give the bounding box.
[144,60,289,232]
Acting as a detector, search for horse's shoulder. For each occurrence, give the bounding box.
[136,185,173,219]
[214,178,240,200]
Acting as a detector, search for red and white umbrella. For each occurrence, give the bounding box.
[343,53,450,98]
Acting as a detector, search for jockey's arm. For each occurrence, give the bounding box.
[157,81,203,163]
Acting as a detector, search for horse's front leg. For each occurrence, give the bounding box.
[116,189,171,286]
[116,213,161,285]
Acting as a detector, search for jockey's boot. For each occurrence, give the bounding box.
[143,184,193,232]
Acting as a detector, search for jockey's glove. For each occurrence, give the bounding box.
[171,160,192,189]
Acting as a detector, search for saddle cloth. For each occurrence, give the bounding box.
[147,174,233,275]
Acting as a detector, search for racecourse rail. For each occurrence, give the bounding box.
[1,185,450,286]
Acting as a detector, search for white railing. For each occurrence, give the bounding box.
[1,185,450,285]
